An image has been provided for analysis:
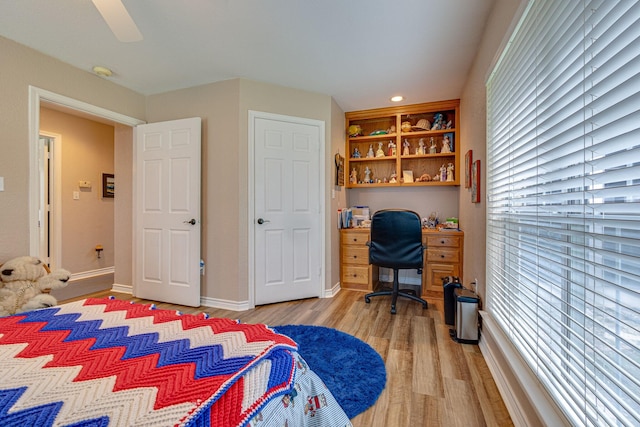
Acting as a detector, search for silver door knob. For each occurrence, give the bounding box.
[257,218,270,224]
[184,219,196,225]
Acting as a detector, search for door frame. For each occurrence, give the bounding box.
[28,86,145,259]
[247,110,326,308]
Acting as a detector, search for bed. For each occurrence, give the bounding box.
[0,297,352,427]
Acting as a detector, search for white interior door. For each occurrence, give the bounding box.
[252,112,324,305]
[134,117,201,307]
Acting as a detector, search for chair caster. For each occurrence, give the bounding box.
[390,306,396,314]
[365,296,371,303]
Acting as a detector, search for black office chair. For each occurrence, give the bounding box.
[364,209,428,314]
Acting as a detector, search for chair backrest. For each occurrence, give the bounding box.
[368,209,424,269]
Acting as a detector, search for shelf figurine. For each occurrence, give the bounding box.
[352,147,361,158]
[429,137,437,154]
[366,144,375,158]
[350,167,357,184]
[441,134,452,153]
[389,171,397,183]
[440,164,447,182]
[364,166,372,183]
[431,113,444,130]
[375,141,385,158]
[417,138,426,155]
[387,140,396,156]
[447,163,455,182]
[402,139,410,156]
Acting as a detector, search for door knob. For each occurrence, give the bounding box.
[257,218,270,224]
[184,218,196,225]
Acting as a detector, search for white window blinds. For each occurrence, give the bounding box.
[486,1,640,426]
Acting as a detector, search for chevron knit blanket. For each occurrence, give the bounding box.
[0,297,298,427]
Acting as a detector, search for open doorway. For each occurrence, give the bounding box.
[29,87,145,300]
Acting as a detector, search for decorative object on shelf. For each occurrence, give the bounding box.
[465,150,473,188]
[352,147,361,158]
[440,164,447,182]
[416,173,431,182]
[429,137,437,154]
[350,167,358,184]
[446,120,453,129]
[389,172,397,183]
[444,132,454,151]
[364,166,372,183]
[441,134,452,153]
[366,144,375,158]
[387,140,396,156]
[403,170,414,183]
[412,119,430,130]
[370,129,388,135]
[403,139,410,155]
[426,211,439,228]
[387,125,396,134]
[335,153,345,186]
[447,163,455,182]
[348,124,363,137]
[431,113,445,130]
[375,142,385,158]
[417,138,426,155]
[401,121,412,132]
[102,173,114,198]
[472,160,481,203]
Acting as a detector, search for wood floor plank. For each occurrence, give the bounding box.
[61,289,512,427]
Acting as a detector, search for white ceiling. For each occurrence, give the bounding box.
[0,0,496,112]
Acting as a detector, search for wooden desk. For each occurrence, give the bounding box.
[340,228,464,297]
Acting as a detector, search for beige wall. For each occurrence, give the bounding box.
[0,36,145,263]
[39,108,115,273]
[114,124,134,287]
[459,0,524,298]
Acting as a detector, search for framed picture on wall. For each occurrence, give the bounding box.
[102,173,115,198]
[465,150,473,188]
[471,160,481,203]
[335,153,345,186]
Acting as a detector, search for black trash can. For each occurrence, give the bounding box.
[442,276,462,326]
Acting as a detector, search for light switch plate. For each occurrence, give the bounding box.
[0,177,4,191]
[73,191,80,200]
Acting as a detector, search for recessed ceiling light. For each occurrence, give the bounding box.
[390,95,404,102]
[92,66,113,77]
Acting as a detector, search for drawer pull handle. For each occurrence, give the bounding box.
[353,255,358,259]
[441,240,445,244]
[441,254,445,258]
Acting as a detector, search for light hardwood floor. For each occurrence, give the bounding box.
[62,288,513,427]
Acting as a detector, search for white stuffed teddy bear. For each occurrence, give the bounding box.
[0,256,70,317]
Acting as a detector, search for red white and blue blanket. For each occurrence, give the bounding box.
[0,297,298,427]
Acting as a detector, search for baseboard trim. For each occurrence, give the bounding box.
[69,267,114,282]
[111,283,132,294]
[323,282,342,298]
[200,296,251,311]
[479,311,569,427]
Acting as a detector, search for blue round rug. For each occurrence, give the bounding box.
[273,325,386,419]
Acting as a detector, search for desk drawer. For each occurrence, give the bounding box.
[342,265,370,285]
[427,248,460,263]
[426,235,461,248]
[342,230,370,245]
[342,246,369,265]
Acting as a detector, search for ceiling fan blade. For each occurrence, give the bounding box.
[92,0,143,42]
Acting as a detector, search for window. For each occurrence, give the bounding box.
[486,1,640,425]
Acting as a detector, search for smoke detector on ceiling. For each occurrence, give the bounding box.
[92,66,113,77]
